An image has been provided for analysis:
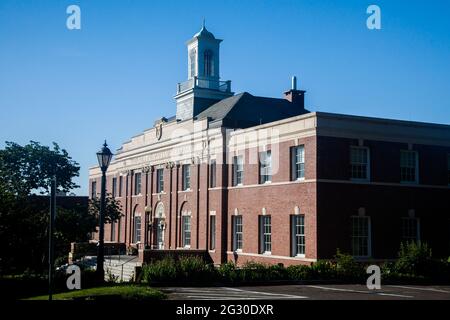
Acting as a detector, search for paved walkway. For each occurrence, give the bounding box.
[162,284,450,300]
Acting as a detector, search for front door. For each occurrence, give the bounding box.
[155,218,164,249]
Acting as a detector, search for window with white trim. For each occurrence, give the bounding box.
[134,172,142,195]
[291,215,305,256]
[259,151,272,184]
[182,215,191,247]
[291,145,305,180]
[233,155,244,186]
[182,164,191,190]
[209,215,216,250]
[118,176,123,197]
[133,215,141,243]
[400,150,418,183]
[259,215,272,253]
[233,215,243,251]
[112,177,117,198]
[157,168,164,193]
[402,217,420,243]
[210,160,216,188]
[350,146,370,180]
[351,216,371,257]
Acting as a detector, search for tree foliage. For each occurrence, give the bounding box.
[88,193,123,224]
[0,141,90,274]
[0,141,80,197]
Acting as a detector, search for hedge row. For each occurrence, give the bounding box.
[141,243,450,285]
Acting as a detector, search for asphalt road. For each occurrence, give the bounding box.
[162,284,450,300]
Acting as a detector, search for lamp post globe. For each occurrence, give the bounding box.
[96,140,113,282]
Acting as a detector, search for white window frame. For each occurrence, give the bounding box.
[182,215,191,248]
[291,214,305,257]
[233,215,243,252]
[91,181,97,199]
[182,164,191,191]
[351,216,372,258]
[209,160,216,188]
[112,177,117,198]
[259,151,272,184]
[291,145,305,181]
[156,168,164,193]
[400,150,419,184]
[134,172,142,195]
[233,155,244,186]
[259,215,272,254]
[350,146,370,181]
[133,215,141,244]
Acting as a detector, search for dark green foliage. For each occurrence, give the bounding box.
[335,250,365,281]
[88,193,123,224]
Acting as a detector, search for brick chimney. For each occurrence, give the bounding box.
[284,76,306,108]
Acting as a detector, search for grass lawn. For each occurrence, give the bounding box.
[26,285,166,301]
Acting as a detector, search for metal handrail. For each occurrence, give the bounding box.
[177,76,231,94]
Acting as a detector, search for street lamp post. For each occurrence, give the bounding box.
[96,141,113,282]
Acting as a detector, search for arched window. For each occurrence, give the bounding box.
[204,50,213,77]
[133,209,141,243]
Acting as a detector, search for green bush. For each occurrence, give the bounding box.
[217,262,241,283]
[178,255,215,282]
[310,260,337,280]
[395,242,433,277]
[335,250,365,281]
[141,257,178,283]
[286,264,313,280]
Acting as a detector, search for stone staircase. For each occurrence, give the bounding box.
[75,255,140,282]
[104,255,140,282]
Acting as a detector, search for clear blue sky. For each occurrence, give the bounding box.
[1,0,449,196]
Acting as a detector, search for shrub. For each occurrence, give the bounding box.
[178,255,215,282]
[217,262,241,283]
[335,250,365,281]
[395,242,433,277]
[286,264,313,281]
[141,257,178,283]
[310,260,336,280]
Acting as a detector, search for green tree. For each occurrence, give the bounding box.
[0,141,90,274]
[88,193,123,224]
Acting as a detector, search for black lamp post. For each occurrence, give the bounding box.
[96,140,113,282]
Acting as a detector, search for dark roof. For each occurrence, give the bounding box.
[195,92,310,128]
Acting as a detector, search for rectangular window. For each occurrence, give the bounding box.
[112,177,117,198]
[182,165,191,190]
[133,216,141,243]
[233,215,243,251]
[118,176,123,197]
[134,172,142,195]
[209,215,216,250]
[400,150,418,183]
[351,216,371,257]
[291,215,305,256]
[402,218,420,243]
[182,215,191,247]
[259,151,272,184]
[259,215,272,253]
[157,168,164,193]
[350,147,370,180]
[210,160,216,188]
[291,145,305,180]
[233,155,244,186]
[91,181,97,199]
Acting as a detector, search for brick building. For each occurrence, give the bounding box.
[89,26,450,266]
